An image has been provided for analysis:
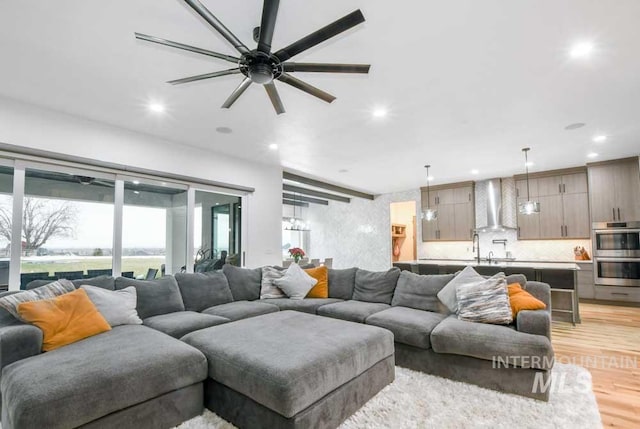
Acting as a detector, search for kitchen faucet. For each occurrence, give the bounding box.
[487,251,494,264]
[472,233,480,264]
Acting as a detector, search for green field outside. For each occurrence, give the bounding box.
[21,257,166,278]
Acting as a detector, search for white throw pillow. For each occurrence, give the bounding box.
[273,263,318,300]
[81,285,142,326]
[437,266,504,313]
[260,266,286,299]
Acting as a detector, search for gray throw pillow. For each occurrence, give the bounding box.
[273,263,317,300]
[115,276,185,319]
[81,285,142,327]
[392,271,456,312]
[456,277,513,325]
[328,268,357,299]
[0,279,75,320]
[438,266,504,314]
[506,274,527,287]
[352,267,401,304]
[222,264,262,301]
[26,275,115,291]
[260,266,286,299]
[175,272,234,312]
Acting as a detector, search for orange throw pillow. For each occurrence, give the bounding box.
[304,266,329,298]
[507,283,546,318]
[17,288,111,352]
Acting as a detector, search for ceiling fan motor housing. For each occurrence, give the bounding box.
[240,51,282,84]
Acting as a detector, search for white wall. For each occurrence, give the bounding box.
[0,96,282,267]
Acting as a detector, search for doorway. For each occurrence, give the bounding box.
[390,201,417,262]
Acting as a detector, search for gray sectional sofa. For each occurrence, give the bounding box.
[0,264,553,429]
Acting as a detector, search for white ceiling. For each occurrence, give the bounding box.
[1,0,639,195]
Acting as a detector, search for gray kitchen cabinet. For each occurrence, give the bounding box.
[588,157,640,222]
[576,261,595,299]
[516,170,589,239]
[421,182,475,242]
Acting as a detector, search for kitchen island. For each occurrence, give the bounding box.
[393,259,581,324]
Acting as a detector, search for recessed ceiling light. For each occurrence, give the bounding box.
[148,102,166,113]
[565,122,586,130]
[216,126,233,134]
[372,107,388,118]
[570,42,594,59]
[471,169,479,175]
[268,143,278,150]
[132,180,140,185]
[587,152,599,159]
[593,135,607,143]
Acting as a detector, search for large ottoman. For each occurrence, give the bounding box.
[182,310,395,429]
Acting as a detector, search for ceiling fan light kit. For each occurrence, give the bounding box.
[135,0,371,114]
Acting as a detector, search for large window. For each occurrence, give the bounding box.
[194,190,241,269]
[0,166,13,289]
[20,168,115,289]
[122,179,188,278]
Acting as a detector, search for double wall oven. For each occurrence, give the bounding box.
[593,221,640,287]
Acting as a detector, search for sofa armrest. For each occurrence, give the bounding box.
[516,310,551,339]
[524,281,551,309]
[0,324,43,371]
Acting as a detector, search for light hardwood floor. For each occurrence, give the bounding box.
[552,302,640,428]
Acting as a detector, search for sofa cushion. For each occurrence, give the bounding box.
[182,311,394,418]
[438,267,504,314]
[17,288,111,352]
[259,298,343,314]
[328,268,357,300]
[274,263,317,300]
[80,285,142,327]
[365,306,447,349]
[115,276,185,319]
[143,311,230,339]
[304,266,329,298]
[0,280,75,320]
[430,315,554,369]
[352,268,401,304]
[174,272,234,312]
[317,300,390,323]
[391,271,455,312]
[260,266,286,299]
[222,265,262,301]
[456,276,513,325]
[1,325,207,429]
[27,275,116,291]
[202,300,279,321]
[506,274,527,288]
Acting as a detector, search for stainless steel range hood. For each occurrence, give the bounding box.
[475,178,517,232]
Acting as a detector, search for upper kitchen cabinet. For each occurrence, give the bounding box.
[421,182,475,242]
[588,157,640,222]
[514,168,590,239]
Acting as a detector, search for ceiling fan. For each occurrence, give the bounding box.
[135,0,370,114]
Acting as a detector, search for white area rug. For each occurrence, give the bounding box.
[176,363,602,429]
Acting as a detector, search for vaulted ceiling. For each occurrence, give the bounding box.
[1,0,639,194]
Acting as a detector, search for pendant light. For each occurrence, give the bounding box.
[518,148,540,215]
[285,193,310,231]
[422,165,438,221]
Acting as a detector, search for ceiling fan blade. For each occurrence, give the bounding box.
[264,82,285,114]
[277,73,336,103]
[134,33,239,63]
[257,0,280,54]
[168,68,241,85]
[273,10,365,62]
[283,63,370,74]
[222,78,252,109]
[183,0,250,54]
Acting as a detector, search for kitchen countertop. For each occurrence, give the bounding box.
[398,259,580,270]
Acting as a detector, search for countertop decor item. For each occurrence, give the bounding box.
[421,165,438,221]
[574,246,591,261]
[518,147,540,215]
